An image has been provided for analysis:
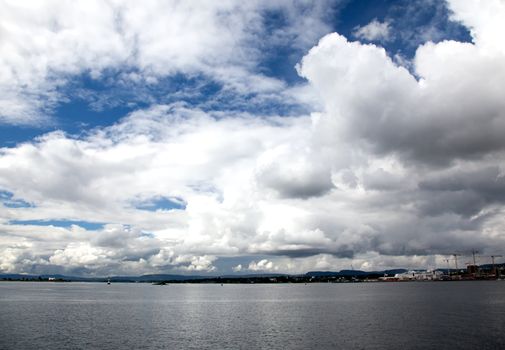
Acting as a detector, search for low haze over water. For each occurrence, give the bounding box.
[1,282,504,349]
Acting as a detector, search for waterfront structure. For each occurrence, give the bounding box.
[394,270,444,281]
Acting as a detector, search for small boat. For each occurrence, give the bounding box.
[107,278,111,285]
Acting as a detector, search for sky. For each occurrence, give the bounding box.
[1,0,504,276]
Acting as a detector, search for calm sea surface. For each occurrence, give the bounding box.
[1,281,504,349]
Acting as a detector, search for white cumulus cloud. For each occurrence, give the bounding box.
[353,19,392,42]
[1,0,505,275]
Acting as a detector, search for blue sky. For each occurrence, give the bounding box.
[0,0,471,146]
[1,0,504,276]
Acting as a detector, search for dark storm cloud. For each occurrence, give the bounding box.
[255,149,334,199]
[260,173,334,199]
[418,167,505,217]
[271,247,355,258]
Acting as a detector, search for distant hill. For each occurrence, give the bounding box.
[220,273,288,278]
[0,273,105,282]
[2,264,503,283]
[110,274,207,282]
[0,273,282,282]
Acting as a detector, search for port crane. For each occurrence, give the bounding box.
[471,249,479,266]
[489,255,502,266]
[481,255,503,276]
[452,253,461,271]
[443,258,451,275]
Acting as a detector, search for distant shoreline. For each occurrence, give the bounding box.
[2,264,504,284]
[2,275,504,284]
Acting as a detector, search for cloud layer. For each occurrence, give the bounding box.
[1,0,505,275]
[0,0,332,124]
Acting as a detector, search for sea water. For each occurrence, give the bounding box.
[1,281,504,349]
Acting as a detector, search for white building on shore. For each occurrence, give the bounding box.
[394,270,444,281]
